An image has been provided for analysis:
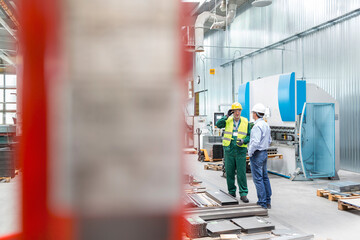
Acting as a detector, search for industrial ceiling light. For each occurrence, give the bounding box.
[252,0,272,7]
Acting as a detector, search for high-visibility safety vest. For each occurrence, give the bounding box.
[222,116,248,147]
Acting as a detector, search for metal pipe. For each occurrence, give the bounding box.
[241,59,243,84]
[193,45,283,50]
[195,12,225,52]
[210,0,237,30]
[194,89,208,94]
[281,46,284,73]
[301,38,305,78]
[199,56,234,61]
[267,170,291,179]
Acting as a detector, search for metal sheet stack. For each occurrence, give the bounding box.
[231,217,275,234]
[206,190,238,206]
[184,215,207,238]
[0,148,14,178]
[203,136,223,160]
[212,144,224,159]
[188,193,221,207]
[183,194,198,208]
[185,204,268,222]
[327,181,360,192]
[206,220,241,236]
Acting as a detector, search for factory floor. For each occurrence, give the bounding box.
[0,175,20,237]
[1,157,360,239]
[185,154,360,240]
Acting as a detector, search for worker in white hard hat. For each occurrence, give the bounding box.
[248,103,272,209]
[216,102,251,203]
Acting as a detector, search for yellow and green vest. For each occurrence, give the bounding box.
[222,116,248,147]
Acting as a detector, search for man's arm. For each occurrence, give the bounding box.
[248,125,261,157]
[215,115,227,129]
[268,133,272,146]
[243,122,251,144]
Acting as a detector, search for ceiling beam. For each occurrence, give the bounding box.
[0,50,14,65]
[0,16,16,40]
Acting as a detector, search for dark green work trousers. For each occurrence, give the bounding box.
[224,145,248,197]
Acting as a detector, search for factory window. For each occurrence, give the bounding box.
[0,74,17,125]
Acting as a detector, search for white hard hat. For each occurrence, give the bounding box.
[252,103,266,114]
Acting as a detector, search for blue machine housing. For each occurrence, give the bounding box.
[238,82,250,120]
[296,80,306,116]
[278,73,295,121]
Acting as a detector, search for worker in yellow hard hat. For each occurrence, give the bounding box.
[215,102,251,203]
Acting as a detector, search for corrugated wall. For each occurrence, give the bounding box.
[193,0,360,172]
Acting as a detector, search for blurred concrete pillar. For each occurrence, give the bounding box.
[48,0,183,240]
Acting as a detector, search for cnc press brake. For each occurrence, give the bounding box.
[238,72,339,180]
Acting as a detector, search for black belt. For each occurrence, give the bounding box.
[254,150,266,154]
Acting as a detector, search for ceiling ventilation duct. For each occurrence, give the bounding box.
[252,0,272,7]
[194,12,225,52]
[194,0,237,52]
[210,0,237,30]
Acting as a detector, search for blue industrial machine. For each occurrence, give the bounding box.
[238,72,339,180]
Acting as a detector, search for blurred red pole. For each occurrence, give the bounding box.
[19,0,63,239]
[0,233,21,240]
[169,1,194,240]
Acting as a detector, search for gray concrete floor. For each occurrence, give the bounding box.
[185,154,360,240]
[1,156,360,239]
[0,175,20,237]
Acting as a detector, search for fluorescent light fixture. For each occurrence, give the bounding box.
[252,0,272,7]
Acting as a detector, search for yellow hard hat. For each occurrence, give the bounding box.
[231,102,242,110]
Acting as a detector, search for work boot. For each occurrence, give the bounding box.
[229,193,236,198]
[267,204,271,209]
[240,196,249,203]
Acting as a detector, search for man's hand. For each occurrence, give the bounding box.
[227,109,234,117]
[236,138,244,147]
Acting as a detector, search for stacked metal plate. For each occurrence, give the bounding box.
[213,144,223,159]
[206,220,241,236]
[0,148,14,178]
[184,215,207,238]
[271,233,315,240]
[240,233,273,240]
[185,204,268,221]
[327,181,360,192]
[203,136,223,159]
[206,190,238,206]
[231,217,275,234]
[188,193,221,207]
[183,194,197,208]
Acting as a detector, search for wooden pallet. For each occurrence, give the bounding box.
[210,158,223,162]
[317,189,360,201]
[204,163,223,171]
[338,196,360,211]
[267,154,283,159]
[246,154,283,160]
